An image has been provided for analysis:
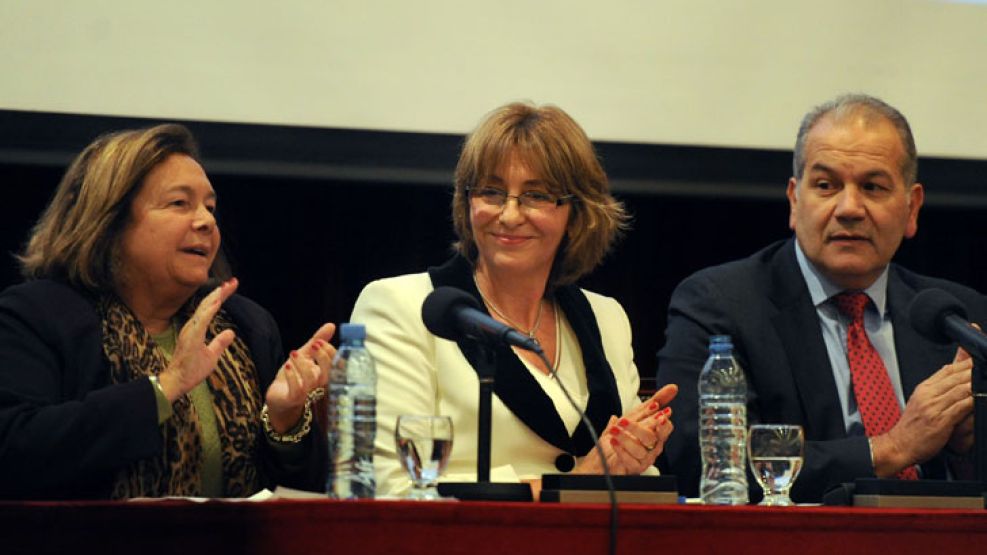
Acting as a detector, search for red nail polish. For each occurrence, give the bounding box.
[609,438,620,447]
[609,428,620,436]
[662,407,672,415]
[290,350,298,358]
[619,418,630,427]
[657,415,666,425]
[285,362,293,370]
[649,402,658,410]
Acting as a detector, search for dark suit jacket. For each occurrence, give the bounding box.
[0,279,327,499]
[656,238,987,502]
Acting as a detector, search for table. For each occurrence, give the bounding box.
[2,499,986,555]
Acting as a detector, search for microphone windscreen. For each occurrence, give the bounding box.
[421,286,482,341]
[908,288,969,345]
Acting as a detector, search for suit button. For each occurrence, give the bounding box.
[555,453,575,472]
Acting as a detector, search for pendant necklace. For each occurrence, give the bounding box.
[472,273,544,339]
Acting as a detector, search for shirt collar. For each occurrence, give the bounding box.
[793,239,890,317]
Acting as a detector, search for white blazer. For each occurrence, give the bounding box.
[350,271,642,496]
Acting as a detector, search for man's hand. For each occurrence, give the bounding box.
[871,347,973,476]
[947,414,975,455]
[947,345,976,455]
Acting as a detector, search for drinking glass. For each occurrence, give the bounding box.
[395,415,454,500]
[747,424,804,506]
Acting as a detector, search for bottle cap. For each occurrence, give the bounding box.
[339,323,366,342]
[709,334,733,352]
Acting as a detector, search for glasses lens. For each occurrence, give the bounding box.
[469,187,566,210]
[471,187,506,206]
[519,191,556,209]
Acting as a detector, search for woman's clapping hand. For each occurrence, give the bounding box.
[157,279,239,402]
[574,383,678,475]
[264,323,338,433]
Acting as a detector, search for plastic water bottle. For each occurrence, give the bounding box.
[327,323,377,499]
[698,335,749,505]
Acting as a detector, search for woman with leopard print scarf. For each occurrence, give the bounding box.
[0,124,333,499]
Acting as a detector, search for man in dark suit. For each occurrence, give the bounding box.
[656,93,986,503]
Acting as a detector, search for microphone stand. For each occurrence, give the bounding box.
[435,335,619,555]
[973,353,987,483]
[437,341,533,501]
[477,371,493,483]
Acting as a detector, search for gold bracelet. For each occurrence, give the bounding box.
[307,387,326,403]
[261,401,313,444]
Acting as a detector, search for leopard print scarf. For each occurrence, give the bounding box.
[99,295,265,498]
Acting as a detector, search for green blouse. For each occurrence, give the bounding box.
[151,325,224,497]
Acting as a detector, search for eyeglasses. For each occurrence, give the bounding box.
[466,187,575,211]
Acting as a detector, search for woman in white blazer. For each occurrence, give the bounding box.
[351,102,678,497]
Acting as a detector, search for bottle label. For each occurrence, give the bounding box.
[327,388,376,499]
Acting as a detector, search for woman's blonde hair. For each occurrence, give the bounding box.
[18,123,228,293]
[452,102,629,288]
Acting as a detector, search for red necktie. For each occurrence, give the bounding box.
[833,292,919,480]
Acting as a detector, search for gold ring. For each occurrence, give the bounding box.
[644,442,658,451]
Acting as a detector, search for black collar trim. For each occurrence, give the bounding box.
[427,255,621,455]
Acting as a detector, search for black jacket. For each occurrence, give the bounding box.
[656,239,987,502]
[0,279,326,499]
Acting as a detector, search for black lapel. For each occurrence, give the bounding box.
[886,267,954,479]
[768,239,848,439]
[427,255,621,455]
[888,265,956,480]
[554,285,623,454]
[887,267,955,397]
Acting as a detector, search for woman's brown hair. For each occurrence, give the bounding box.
[18,123,228,293]
[452,102,629,288]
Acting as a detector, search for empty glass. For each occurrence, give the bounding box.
[394,415,454,500]
[747,424,804,506]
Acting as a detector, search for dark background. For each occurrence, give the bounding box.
[2,110,985,385]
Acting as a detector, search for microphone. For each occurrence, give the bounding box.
[421,286,543,353]
[909,288,987,358]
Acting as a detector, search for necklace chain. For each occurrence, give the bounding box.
[473,273,562,376]
[550,300,561,375]
[473,274,544,339]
